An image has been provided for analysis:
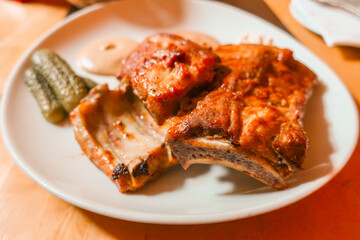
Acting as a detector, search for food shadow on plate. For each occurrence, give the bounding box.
[219,168,274,195]
[132,164,211,196]
[217,81,333,195]
[287,81,333,187]
[112,0,184,29]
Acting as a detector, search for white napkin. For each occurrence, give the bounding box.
[290,0,360,47]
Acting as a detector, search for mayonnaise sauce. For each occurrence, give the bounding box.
[77,37,138,76]
[175,31,220,50]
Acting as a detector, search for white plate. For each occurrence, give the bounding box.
[290,0,321,35]
[1,0,358,224]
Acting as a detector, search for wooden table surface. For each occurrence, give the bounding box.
[1,0,359,239]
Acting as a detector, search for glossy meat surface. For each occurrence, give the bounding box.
[70,84,177,193]
[118,33,220,125]
[168,44,317,189]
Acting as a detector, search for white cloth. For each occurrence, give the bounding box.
[290,0,360,47]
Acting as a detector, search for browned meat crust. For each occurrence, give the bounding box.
[70,84,177,193]
[167,44,317,189]
[117,33,220,125]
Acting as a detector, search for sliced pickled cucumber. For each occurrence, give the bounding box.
[24,68,66,123]
[31,49,88,113]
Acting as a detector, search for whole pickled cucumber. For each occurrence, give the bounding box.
[24,68,66,123]
[31,49,88,113]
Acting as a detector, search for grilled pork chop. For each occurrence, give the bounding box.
[70,84,177,192]
[118,33,220,125]
[167,44,317,189]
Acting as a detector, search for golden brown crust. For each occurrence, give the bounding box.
[169,88,243,140]
[217,44,315,121]
[168,44,317,187]
[117,33,220,125]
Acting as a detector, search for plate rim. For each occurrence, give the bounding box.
[1,0,359,224]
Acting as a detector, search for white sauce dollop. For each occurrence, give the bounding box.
[77,37,138,76]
